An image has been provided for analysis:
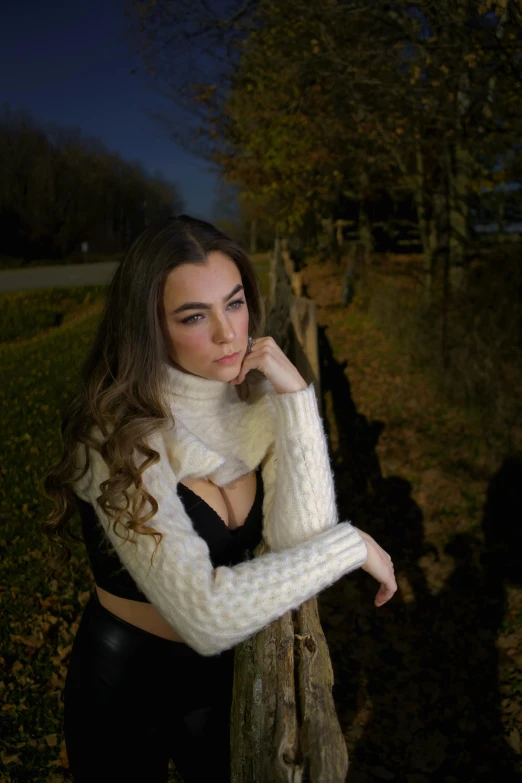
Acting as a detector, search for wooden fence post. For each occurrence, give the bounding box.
[230,239,348,782]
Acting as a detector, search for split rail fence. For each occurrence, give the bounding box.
[230,238,349,782]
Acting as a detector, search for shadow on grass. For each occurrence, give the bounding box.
[316,323,522,782]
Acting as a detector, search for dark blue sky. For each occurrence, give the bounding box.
[0,0,220,219]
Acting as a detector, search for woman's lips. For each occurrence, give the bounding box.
[215,351,240,365]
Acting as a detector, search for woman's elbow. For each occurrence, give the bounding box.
[181,624,236,657]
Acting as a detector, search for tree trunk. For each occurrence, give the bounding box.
[335,219,344,254]
[448,142,471,292]
[429,169,450,298]
[358,171,373,266]
[413,142,434,304]
[250,218,258,254]
[322,216,341,264]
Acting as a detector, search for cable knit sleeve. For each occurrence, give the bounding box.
[72,435,367,657]
[261,383,343,552]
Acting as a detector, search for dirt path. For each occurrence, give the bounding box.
[301,259,522,782]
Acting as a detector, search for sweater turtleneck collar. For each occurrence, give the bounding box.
[162,360,237,405]
[158,359,276,484]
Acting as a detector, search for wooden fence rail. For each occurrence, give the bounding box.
[230,238,348,782]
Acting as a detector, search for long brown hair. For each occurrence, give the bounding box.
[40,215,266,577]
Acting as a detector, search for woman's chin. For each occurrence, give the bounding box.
[213,365,240,380]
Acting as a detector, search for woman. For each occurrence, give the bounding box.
[42,215,396,783]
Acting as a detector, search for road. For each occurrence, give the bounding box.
[0,261,118,293]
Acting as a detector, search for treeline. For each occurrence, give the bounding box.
[0,106,183,263]
[131,0,522,295]
[129,0,522,452]
[220,0,522,300]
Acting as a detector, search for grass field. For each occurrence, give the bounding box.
[1,304,105,780]
[0,287,108,344]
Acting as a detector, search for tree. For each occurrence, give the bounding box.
[128,0,522,302]
[0,107,184,260]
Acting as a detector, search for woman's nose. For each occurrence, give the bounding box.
[214,316,235,342]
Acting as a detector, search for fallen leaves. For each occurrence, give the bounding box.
[305,256,522,777]
[0,751,21,766]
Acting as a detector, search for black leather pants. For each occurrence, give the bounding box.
[62,589,235,782]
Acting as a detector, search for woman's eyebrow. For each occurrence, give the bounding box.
[171,283,244,314]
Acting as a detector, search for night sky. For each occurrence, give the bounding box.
[0,0,220,219]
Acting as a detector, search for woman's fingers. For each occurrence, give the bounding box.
[374,576,397,607]
[229,335,266,385]
[229,335,307,394]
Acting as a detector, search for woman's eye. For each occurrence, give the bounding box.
[229,298,246,311]
[181,313,203,325]
[181,298,246,325]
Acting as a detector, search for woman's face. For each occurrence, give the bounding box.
[161,250,250,381]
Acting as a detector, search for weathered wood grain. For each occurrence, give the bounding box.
[230,239,348,782]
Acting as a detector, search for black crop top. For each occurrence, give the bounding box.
[75,466,264,603]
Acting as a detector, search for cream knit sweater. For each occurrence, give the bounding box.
[72,362,368,656]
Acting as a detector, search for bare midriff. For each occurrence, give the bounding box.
[95,468,258,643]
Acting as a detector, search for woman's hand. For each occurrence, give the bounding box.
[356,528,397,607]
[229,336,308,395]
